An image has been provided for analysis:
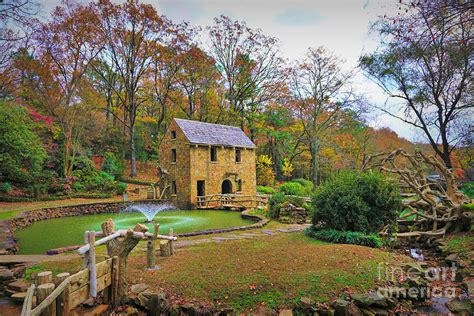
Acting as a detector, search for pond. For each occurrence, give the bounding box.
[16,210,252,255]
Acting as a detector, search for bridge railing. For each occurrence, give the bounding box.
[196,194,269,209]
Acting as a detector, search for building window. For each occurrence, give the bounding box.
[235,148,241,163]
[237,179,242,192]
[171,130,177,139]
[171,181,177,195]
[171,148,177,163]
[210,147,217,162]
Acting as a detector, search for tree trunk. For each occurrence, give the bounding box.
[129,123,137,178]
[310,138,319,186]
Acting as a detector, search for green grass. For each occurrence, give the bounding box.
[127,232,400,312]
[446,233,474,256]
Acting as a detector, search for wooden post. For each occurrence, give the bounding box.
[159,240,171,257]
[81,231,89,269]
[111,256,119,306]
[146,236,155,269]
[88,231,97,299]
[36,271,53,286]
[168,228,174,256]
[55,273,70,316]
[37,283,56,316]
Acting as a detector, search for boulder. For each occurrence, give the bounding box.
[279,203,307,224]
[279,309,293,316]
[0,269,14,281]
[351,293,387,308]
[129,283,149,295]
[332,299,351,316]
[445,253,460,265]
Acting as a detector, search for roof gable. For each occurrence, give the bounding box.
[174,118,256,148]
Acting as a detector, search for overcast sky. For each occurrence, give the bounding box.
[40,0,421,141]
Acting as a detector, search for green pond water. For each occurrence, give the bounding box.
[16,210,252,255]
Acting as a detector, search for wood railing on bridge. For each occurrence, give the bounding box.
[196,194,269,209]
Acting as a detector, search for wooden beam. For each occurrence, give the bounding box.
[20,284,35,316]
[88,231,97,299]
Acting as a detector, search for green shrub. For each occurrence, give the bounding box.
[116,182,128,195]
[0,182,12,193]
[257,185,275,195]
[305,228,382,248]
[278,181,306,196]
[312,170,401,234]
[118,177,154,186]
[291,178,314,194]
[101,152,125,178]
[72,156,118,193]
[268,191,308,219]
[461,182,474,199]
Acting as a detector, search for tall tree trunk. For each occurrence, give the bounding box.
[129,124,137,177]
[310,138,318,187]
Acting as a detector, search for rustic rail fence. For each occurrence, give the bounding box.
[21,220,177,316]
[196,194,269,209]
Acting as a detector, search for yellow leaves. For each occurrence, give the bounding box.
[281,158,293,178]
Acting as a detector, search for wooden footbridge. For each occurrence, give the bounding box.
[196,194,269,210]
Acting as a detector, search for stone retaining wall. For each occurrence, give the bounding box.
[0,201,268,255]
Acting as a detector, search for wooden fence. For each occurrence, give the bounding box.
[196,194,269,209]
[21,257,118,316]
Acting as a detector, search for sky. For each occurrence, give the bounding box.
[39,0,421,141]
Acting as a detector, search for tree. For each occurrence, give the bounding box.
[208,15,284,132]
[360,0,473,169]
[0,101,46,186]
[35,1,104,177]
[289,47,354,185]
[256,154,275,186]
[95,0,174,177]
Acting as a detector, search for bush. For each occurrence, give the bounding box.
[291,178,314,194]
[268,191,309,219]
[278,181,306,196]
[312,170,401,234]
[72,156,118,193]
[257,185,275,195]
[116,182,128,195]
[101,152,125,178]
[0,182,12,193]
[461,182,474,199]
[256,155,275,186]
[0,101,47,187]
[305,228,382,248]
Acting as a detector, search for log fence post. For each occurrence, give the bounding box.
[54,272,70,316]
[36,271,53,287]
[169,228,174,256]
[36,283,56,316]
[88,231,97,300]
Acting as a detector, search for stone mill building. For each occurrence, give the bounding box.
[159,118,257,209]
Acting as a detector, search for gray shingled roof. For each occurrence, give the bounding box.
[174,118,256,148]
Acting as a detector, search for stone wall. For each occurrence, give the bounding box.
[190,145,256,207]
[159,119,192,209]
[159,119,257,209]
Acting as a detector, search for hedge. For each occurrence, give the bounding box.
[0,192,113,202]
[305,228,382,248]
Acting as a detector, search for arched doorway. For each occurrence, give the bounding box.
[221,179,233,194]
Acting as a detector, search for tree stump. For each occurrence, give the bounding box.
[101,219,148,304]
[159,240,172,257]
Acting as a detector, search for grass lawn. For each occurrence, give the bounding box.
[0,197,123,220]
[127,232,405,312]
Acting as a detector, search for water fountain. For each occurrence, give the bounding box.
[123,202,176,222]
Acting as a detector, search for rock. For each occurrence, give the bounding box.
[0,269,14,281]
[332,299,351,316]
[318,309,335,316]
[445,299,473,314]
[11,292,26,302]
[7,279,29,292]
[445,253,460,265]
[179,302,199,316]
[465,280,474,303]
[279,309,293,316]
[129,283,149,295]
[347,303,362,316]
[279,203,307,224]
[300,296,314,306]
[351,293,387,308]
